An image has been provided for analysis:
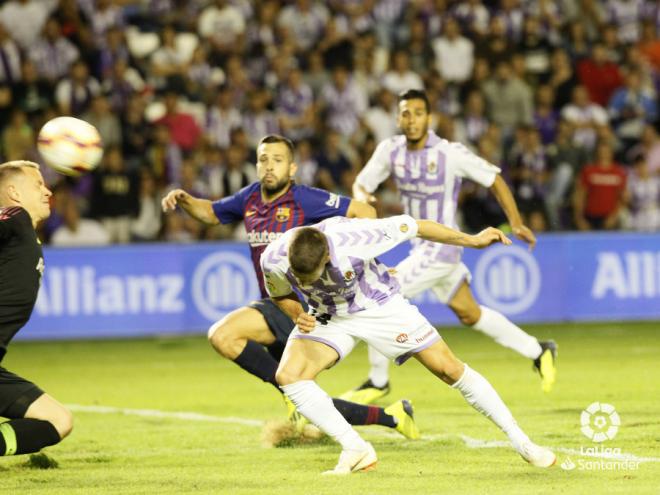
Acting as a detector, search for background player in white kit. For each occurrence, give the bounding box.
[346,89,557,401]
[261,215,556,474]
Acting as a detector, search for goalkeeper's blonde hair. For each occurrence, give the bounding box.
[0,160,40,187]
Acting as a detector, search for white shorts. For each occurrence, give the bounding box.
[290,294,441,365]
[395,255,471,304]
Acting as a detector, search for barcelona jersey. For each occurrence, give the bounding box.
[211,182,350,297]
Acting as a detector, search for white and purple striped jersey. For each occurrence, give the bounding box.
[260,215,419,316]
[355,131,500,264]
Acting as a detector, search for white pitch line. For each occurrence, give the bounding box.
[67,404,262,427]
[68,404,660,463]
[458,435,660,463]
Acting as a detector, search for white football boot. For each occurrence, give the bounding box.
[322,442,378,475]
[518,442,557,468]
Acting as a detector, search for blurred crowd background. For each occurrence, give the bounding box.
[1,0,659,246]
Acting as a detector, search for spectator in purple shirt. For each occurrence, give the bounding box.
[54,59,100,116]
[534,84,559,145]
[205,85,242,150]
[242,87,280,150]
[29,17,79,83]
[276,67,315,141]
[316,129,354,193]
[319,65,368,137]
[277,0,329,54]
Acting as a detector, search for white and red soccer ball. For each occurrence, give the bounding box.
[37,116,103,177]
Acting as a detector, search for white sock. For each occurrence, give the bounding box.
[471,306,543,359]
[452,364,530,452]
[281,380,368,451]
[367,346,390,388]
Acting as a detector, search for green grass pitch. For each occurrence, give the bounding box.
[1,321,659,494]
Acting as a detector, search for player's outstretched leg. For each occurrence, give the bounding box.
[287,396,417,438]
[208,305,281,388]
[339,346,391,404]
[449,283,557,392]
[0,394,72,457]
[276,339,377,474]
[209,305,416,435]
[414,340,556,468]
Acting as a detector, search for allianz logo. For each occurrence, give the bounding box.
[592,251,660,299]
[192,252,260,321]
[474,245,541,314]
[34,251,260,321]
[35,266,184,316]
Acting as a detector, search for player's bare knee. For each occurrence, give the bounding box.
[454,306,480,326]
[208,320,243,358]
[275,366,301,386]
[207,317,229,344]
[460,313,479,326]
[50,406,74,439]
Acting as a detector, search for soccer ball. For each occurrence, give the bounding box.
[37,117,103,176]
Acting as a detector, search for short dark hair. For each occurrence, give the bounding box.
[258,134,295,160]
[289,228,329,278]
[398,89,430,113]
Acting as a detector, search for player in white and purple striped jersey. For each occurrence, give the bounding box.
[347,89,557,400]
[162,134,419,440]
[261,215,556,474]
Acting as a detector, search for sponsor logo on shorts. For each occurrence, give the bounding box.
[395,333,408,343]
[399,223,409,233]
[416,329,435,343]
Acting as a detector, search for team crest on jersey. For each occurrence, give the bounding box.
[396,333,408,344]
[428,161,437,173]
[275,207,290,222]
[344,270,355,281]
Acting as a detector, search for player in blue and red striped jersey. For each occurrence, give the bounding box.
[162,134,418,438]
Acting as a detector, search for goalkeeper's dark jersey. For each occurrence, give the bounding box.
[0,207,43,362]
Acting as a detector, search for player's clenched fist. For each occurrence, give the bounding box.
[161,189,189,212]
[471,227,512,248]
[296,312,317,333]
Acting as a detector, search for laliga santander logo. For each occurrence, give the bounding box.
[474,244,541,314]
[580,402,620,443]
[192,252,260,321]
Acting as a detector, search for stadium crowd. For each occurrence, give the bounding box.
[0,0,659,245]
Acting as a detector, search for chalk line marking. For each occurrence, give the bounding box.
[68,404,660,463]
[67,404,261,427]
